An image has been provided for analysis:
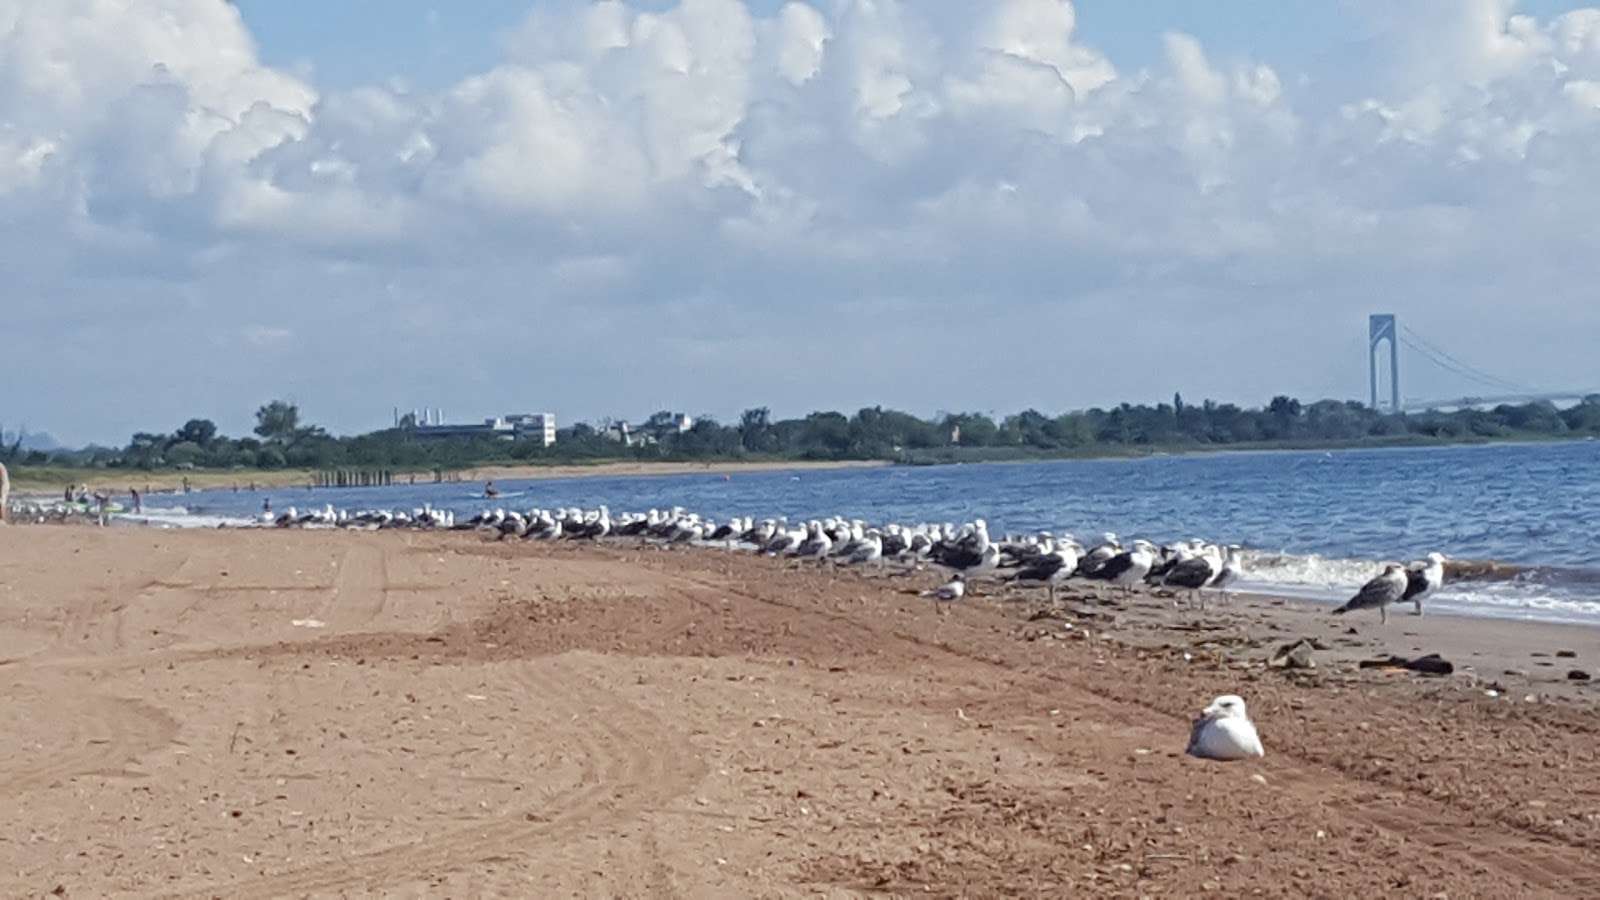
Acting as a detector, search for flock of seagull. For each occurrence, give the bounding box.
[253,501,1445,625]
[5,492,1447,628]
[266,503,1254,609]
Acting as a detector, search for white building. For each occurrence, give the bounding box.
[411,411,557,446]
[504,413,557,446]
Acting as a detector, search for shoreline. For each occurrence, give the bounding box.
[1056,581,1600,702]
[5,458,892,501]
[11,432,1594,496]
[10,504,1596,634]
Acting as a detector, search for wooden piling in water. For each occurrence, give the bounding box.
[313,469,395,489]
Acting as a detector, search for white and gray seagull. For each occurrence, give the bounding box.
[1332,562,1409,624]
[1403,551,1447,616]
[1185,694,1265,761]
[921,574,966,615]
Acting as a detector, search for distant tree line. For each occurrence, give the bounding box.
[5,394,1600,473]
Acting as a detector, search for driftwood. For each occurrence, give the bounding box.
[1358,653,1454,676]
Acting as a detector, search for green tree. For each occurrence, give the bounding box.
[176,418,218,448]
[254,401,301,443]
[122,431,169,468]
[1265,395,1304,440]
[739,407,773,453]
[256,445,287,469]
[166,441,204,467]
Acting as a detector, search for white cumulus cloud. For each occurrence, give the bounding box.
[2,0,1599,445]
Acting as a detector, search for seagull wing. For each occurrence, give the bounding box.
[1402,567,1430,601]
[1184,713,1210,757]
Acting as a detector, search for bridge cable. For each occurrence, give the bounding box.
[1399,325,1535,394]
[1396,337,1526,396]
[1399,327,1531,392]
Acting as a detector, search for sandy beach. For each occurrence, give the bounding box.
[2,523,1598,897]
[5,459,890,501]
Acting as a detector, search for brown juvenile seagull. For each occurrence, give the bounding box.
[1332,563,1409,624]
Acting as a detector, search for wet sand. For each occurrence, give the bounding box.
[1,523,1598,897]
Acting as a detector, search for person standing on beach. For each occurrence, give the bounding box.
[130,486,142,513]
[0,462,10,523]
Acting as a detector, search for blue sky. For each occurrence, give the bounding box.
[7,0,1600,446]
[233,1,1594,89]
[236,1,1369,88]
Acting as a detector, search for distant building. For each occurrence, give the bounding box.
[505,413,558,446]
[643,412,694,440]
[412,412,557,446]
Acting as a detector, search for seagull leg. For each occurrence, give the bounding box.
[1380,604,1388,625]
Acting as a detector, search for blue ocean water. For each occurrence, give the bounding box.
[143,439,1600,624]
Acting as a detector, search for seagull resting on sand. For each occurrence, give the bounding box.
[921,574,965,615]
[1186,694,1265,761]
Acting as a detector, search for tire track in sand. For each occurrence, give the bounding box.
[163,653,702,899]
[46,544,199,661]
[313,543,391,634]
[0,693,178,793]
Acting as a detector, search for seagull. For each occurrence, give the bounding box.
[1074,532,1121,577]
[837,530,886,571]
[1403,552,1447,616]
[1207,545,1244,602]
[921,574,965,615]
[1161,543,1223,608]
[1186,694,1265,761]
[1332,563,1409,624]
[790,520,834,566]
[931,539,1002,583]
[1002,539,1080,604]
[1092,539,1156,596]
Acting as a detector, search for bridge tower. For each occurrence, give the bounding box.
[1369,314,1400,413]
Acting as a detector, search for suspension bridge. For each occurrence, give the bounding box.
[1367,314,1596,414]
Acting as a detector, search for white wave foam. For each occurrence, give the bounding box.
[1235,550,1600,624]
[113,507,258,529]
[1237,551,1386,593]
